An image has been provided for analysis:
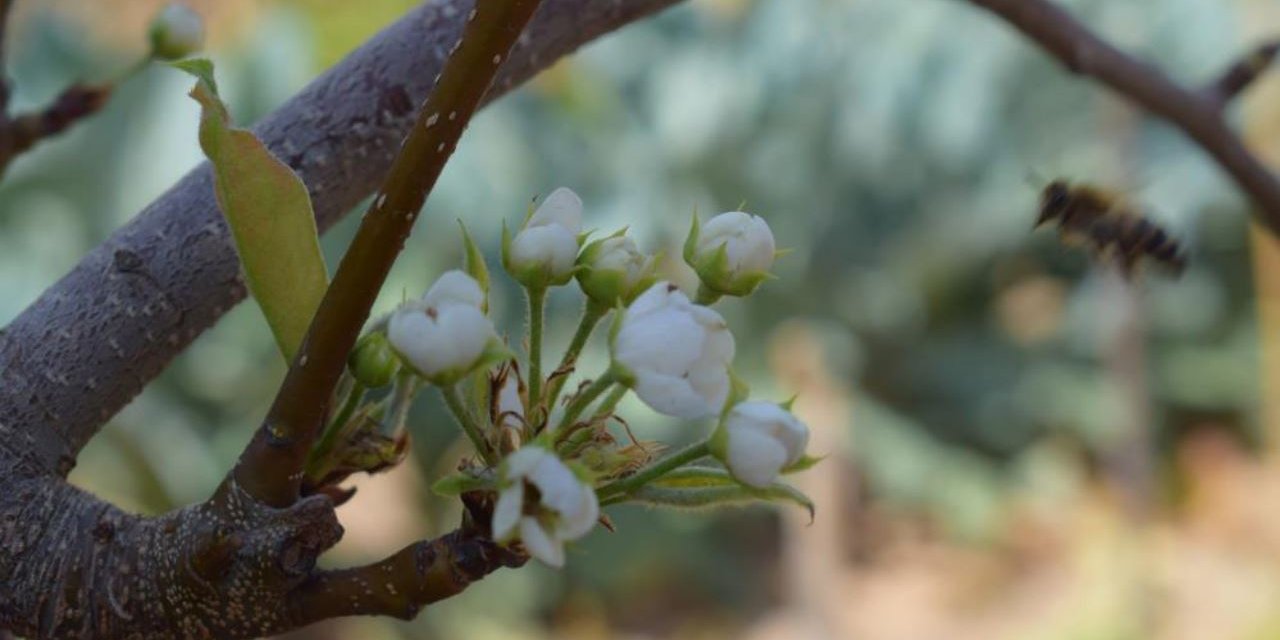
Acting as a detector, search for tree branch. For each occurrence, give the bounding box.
[1204,39,1280,108]
[0,0,685,478]
[964,0,1280,232]
[235,0,545,507]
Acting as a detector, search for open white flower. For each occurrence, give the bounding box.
[387,271,504,385]
[612,282,735,419]
[720,401,809,488]
[492,445,599,567]
[505,187,584,287]
[685,211,776,297]
[576,231,658,306]
[149,3,205,60]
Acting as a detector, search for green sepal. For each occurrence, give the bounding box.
[458,220,490,313]
[682,210,701,265]
[781,453,825,474]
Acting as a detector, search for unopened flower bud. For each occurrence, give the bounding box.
[387,271,509,385]
[576,230,658,306]
[348,332,399,388]
[503,187,583,288]
[684,211,777,298]
[149,3,205,60]
[611,282,735,419]
[713,400,809,488]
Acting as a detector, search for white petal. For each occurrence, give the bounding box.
[530,187,583,232]
[423,270,485,309]
[726,428,789,488]
[614,307,704,375]
[520,517,565,568]
[497,374,524,430]
[528,454,580,515]
[510,225,580,277]
[686,361,730,415]
[555,485,600,541]
[504,446,550,481]
[631,369,718,419]
[625,282,679,318]
[492,483,524,541]
[728,401,810,468]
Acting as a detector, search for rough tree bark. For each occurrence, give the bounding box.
[0,0,682,638]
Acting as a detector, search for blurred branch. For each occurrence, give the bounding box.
[0,83,112,175]
[0,0,685,478]
[1205,39,1280,108]
[963,0,1280,233]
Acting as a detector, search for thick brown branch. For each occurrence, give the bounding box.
[964,0,1280,233]
[1204,39,1280,107]
[0,0,685,478]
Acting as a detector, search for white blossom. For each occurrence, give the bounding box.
[492,446,599,567]
[722,401,809,488]
[612,282,735,418]
[507,187,584,286]
[387,271,501,384]
[686,211,777,297]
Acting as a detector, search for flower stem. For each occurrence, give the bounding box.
[526,285,547,415]
[443,384,496,465]
[306,379,365,475]
[385,372,421,436]
[598,440,711,500]
[694,283,723,306]
[589,385,628,421]
[544,301,607,412]
[553,369,616,435]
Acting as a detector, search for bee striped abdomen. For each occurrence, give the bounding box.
[1035,180,1186,277]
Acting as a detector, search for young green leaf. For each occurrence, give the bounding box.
[614,465,815,521]
[176,60,328,360]
[614,481,815,522]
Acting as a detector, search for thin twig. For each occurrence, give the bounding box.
[964,0,1280,233]
[232,0,545,507]
[1204,39,1280,107]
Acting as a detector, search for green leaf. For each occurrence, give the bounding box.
[615,472,815,522]
[431,472,496,497]
[178,60,328,360]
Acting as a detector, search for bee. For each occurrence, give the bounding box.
[1034,180,1186,276]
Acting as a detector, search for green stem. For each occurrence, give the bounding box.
[589,385,627,421]
[598,441,711,500]
[544,301,607,412]
[443,384,496,465]
[526,286,547,415]
[232,0,544,506]
[385,372,421,436]
[306,380,365,475]
[553,369,616,435]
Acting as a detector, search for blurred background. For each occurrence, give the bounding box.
[3,0,1280,637]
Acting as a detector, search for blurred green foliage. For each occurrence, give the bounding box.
[0,0,1268,637]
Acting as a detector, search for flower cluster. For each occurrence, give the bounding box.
[319,188,813,567]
